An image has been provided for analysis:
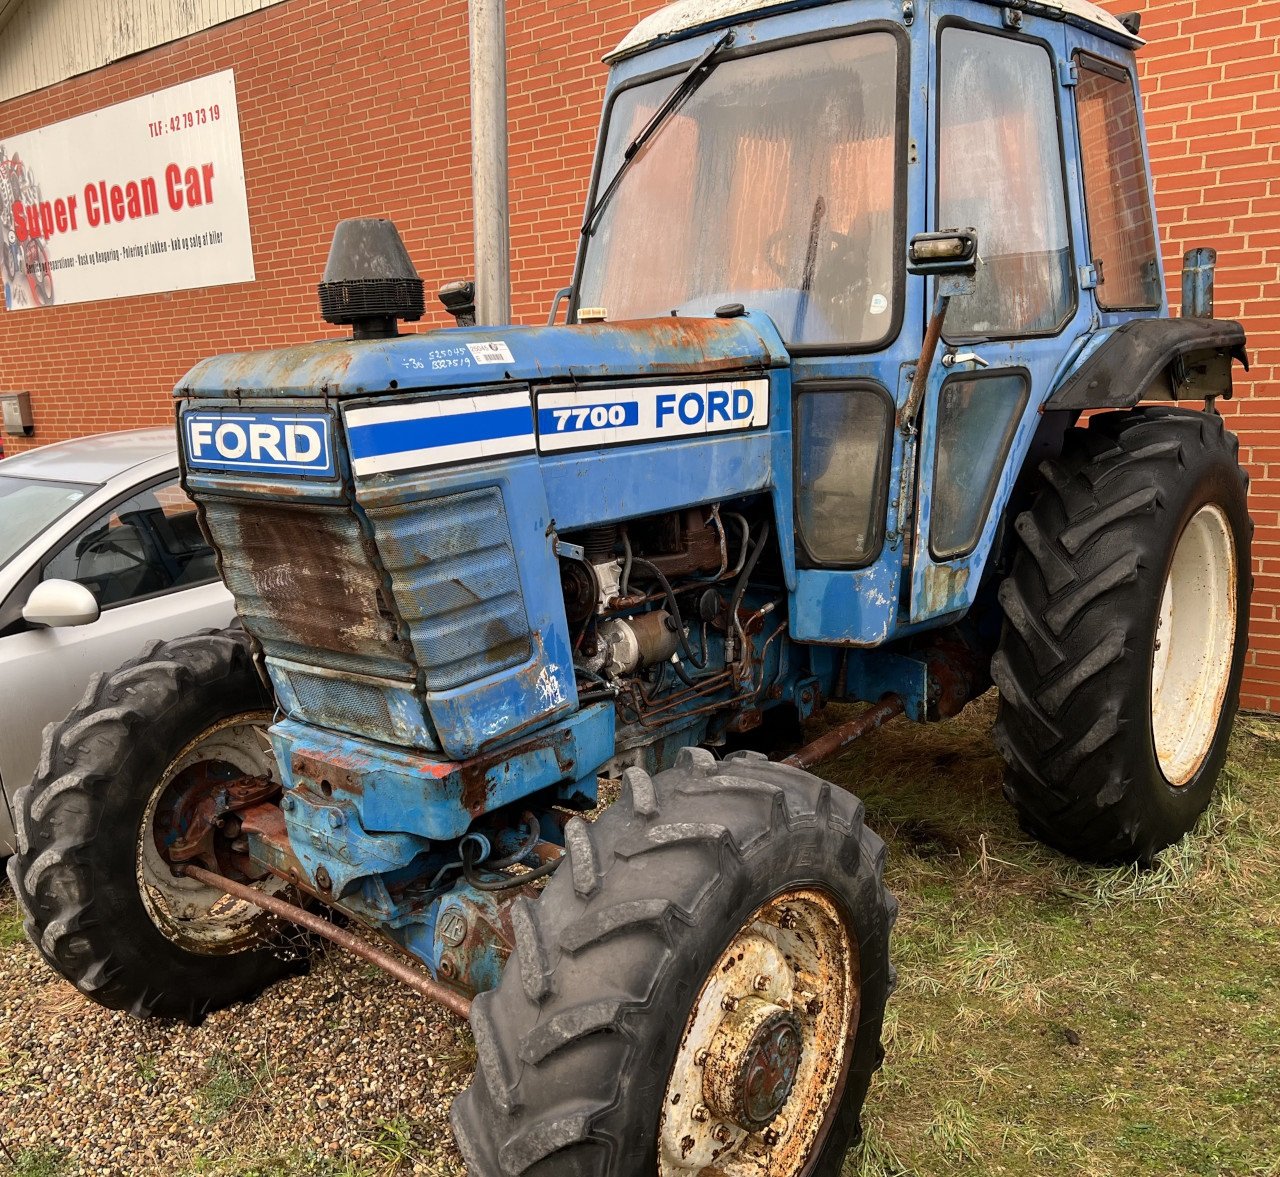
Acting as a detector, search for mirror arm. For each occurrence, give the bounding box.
[900,287,951,433]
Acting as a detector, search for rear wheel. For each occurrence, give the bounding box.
[451,746,895,1176]
[993,407,1251,863]
[6,628,306,1023]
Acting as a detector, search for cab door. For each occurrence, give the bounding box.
[908,4,1092,623]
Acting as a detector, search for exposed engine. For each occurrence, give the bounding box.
[560,506,780,744]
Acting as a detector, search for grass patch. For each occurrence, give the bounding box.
[825,696,1280,1177]
[0,907,26,949]
[194,1052,277,1126]
[3,1147,71,1177]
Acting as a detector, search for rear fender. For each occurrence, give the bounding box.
[1045,318,1248,411]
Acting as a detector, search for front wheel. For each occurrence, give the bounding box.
[6,628,306,1023]
[993,407,1252,863]
[451,747,896,1176]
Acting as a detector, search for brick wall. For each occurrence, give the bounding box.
[0,0,1276,709]
[1097,0,1280,710]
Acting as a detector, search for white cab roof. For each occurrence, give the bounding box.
[609,0,1140,61]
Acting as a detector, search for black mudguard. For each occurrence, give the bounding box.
[1046,317,1248,411]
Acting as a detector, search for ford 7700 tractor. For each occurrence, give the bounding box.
[9,0,1252,1173]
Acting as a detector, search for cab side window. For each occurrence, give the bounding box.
[938,27,1074,338]
[43,478,218,608]
[1074,54,1162,310]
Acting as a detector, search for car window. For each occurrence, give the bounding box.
[0,474,93,570]
[42,477,219,608]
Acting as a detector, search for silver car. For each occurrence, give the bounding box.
[0,428,235,855]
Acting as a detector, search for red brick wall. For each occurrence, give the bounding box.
[1,0,1277,709]
[1097,0,1280,710]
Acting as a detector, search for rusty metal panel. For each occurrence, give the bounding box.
[368,486,533,692]
[201,496,416,681]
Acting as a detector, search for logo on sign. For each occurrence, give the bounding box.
[536,379,769,452]
[184,412,335,477]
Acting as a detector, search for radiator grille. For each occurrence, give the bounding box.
[201,498,415,681]
[369,487,532,691]
[288,671,394,736]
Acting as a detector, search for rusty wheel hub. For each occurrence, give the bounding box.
[658,888,858,1175]
[138,712,288,952]
[702,999,804,1132]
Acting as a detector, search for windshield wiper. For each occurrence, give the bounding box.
[581,29,735,238]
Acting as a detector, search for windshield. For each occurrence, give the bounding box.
[0,474,93,569]
[577,32,901,349]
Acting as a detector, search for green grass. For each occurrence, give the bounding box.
[826,695,1280,1177]
[195,1052,278,1126]
[2,1148,70,1177]
[0,906,26,948]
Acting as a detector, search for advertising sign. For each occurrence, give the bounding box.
[0,70,253,311]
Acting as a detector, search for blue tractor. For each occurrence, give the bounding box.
[10,0,1252,1172]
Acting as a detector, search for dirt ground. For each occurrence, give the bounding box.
[2,695,1277,1176]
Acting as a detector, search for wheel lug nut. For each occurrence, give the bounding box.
[712,1125,733,1144]
[753,973,770,992]
[694,1049,709,1067]
[721,995,739,1012]
[691,1104,710,1123]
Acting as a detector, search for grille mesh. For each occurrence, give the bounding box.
[370,487,532,691]
[288,671,394,736]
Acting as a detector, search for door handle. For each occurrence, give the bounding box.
[941,351,990,369]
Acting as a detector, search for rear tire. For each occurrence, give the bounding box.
[451,747,895,1176]
[6,628,305,1023]
[993,407,1251,863]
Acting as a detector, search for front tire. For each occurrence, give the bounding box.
[6,628,305,1023]
[993,407,1251,863]
[451,747,895,1176]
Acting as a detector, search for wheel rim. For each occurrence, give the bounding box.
[137,711,289,953]
[1150,504,1238,787]
[658,888,858,1176]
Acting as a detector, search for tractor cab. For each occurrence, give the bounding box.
[579,0,1164,648]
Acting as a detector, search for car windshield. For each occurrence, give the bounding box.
[577,32,901,349]
[0,474,93,569]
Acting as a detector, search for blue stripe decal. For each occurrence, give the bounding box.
[348,405,533,459]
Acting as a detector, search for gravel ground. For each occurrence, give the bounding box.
[0,894,473,1176]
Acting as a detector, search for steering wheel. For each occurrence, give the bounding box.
[763,225,864,283]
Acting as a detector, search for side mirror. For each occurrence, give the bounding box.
[22,579,100,628]
[908,229,979,277]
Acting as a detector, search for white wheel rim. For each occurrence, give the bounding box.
[1150,504,1237,787]
[657,889,857,1176]
[137,712,289,952]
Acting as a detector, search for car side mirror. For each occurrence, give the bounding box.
[22,579,101,628]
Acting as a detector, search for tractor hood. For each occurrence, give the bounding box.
[176,314,789,401]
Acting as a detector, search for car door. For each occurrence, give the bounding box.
[908,4,1093,623]
[0,473,234,826]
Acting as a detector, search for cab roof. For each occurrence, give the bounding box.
[607,0,1141,61]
